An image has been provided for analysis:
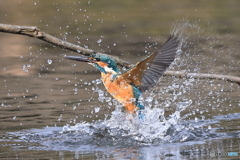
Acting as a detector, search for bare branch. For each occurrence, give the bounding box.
[0,23,239,84]
[0,23,133,68]
[164,71,240,84]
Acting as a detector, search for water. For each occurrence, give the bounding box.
[0,1,240,159]
[3,109,240,159]
[2,75,239,159]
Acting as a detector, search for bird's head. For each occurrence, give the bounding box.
[65,54,119,74]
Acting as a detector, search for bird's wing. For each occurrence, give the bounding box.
[120,35,179,93]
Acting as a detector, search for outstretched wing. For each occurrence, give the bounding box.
[120,35,179,92]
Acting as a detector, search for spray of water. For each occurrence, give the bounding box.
[59,20,207,145]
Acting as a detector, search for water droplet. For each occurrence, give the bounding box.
[95,79,101,84]
[146,97,153,102]
[95,107,100,113]
[58,114,62,122]
[105,97,111,102]
[73,106,76,110]
[47,59,52,64]
[97,39,102,43]
[195,117,198,122]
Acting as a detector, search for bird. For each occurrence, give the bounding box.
[65,35,179,119]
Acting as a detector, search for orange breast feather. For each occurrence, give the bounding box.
[101,73,137,113]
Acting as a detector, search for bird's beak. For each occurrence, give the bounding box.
[65,55,95,63]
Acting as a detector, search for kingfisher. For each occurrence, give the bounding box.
[65,35,179,118]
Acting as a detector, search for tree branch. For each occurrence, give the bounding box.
[164,71,240,84]
[0,23,239,84]
[0,23,133,68]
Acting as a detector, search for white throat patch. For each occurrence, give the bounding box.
[104,66,117,74]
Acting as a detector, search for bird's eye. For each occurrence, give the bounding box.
[95,58,101,61]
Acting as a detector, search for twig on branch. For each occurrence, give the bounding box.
[0,23,239,84]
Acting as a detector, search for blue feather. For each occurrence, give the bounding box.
[132,85,145,119]
[91,54,119,73]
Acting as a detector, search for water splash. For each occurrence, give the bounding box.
[170,19,238,75]
[56,23,202,145]
[10,102,240,152]
[60,99,193,145]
